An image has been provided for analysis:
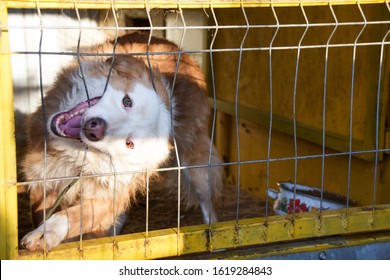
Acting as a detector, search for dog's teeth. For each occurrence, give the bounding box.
[57,115,65,125]
[55,119,66,137]
[69,109,85,119]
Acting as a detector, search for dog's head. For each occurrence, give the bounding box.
[48,56,171,169]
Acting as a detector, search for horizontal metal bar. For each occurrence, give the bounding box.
[16,143,390,188]
[4,20,390,31]
[6,39,390,58]
[4,0,390,10]
[211,98,380,161]
[16,144,390,188]
[17,205,390,259]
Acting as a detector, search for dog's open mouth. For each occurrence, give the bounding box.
[50,97,101,139]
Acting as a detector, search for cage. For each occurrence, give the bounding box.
[1,0,390,260]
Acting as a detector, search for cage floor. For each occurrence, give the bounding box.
[17,184,271,242]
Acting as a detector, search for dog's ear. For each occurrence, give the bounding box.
[105,56,149,77]
[105,55,166,99]
[105,55,160,88]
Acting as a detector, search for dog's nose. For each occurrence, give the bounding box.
[83,117,106,141]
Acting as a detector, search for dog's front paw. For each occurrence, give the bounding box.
[21,229,62,251]
[21,213,68,251]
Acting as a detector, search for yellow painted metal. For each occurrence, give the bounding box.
[3,0,390,10]
[0,2,18,260]
[17,206,390,259]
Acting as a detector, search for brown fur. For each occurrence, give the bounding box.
[21,32,223,251]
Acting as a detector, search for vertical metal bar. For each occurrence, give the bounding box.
[319,4,338,218]
[75,7,91,107]
[109,155,118,258]
[145,3,156,93]
[74,4,85,258]
[347,2,367,216]
[78,146,89,259]
[103,0,119,95]
[173,3,186,257]
[145,1,187,257]
[208,3,218,228]
[207,2,219,252]
[265,3,279,224]
[145,169,150,236]
[372,0,390,218]
[291,2,309,223]
[234,1,249,225]
[35,0,49,256]
[109,0,119,259]
[144,3,153,258]
[0,2,18,260]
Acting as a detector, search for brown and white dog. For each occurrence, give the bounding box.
[21,32,222,251]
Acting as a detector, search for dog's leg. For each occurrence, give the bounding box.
[21,198,126,251]
[181,139,223,224]
[29,187,60,228]
[109,212,128,236]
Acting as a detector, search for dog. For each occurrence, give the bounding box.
[21,32,223,251]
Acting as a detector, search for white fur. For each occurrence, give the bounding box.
[44,74,171,198]
[21,213,68,251]
[23,69,174,250]
[22,36,222,252]
[49,71,171,169]
[80,82,171,171]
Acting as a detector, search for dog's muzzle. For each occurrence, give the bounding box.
[50,97,101,140]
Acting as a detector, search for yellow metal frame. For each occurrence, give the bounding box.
[3,0,390,9]
[0,1,18,260]
[17,206,390,259]
[1,0,390,260]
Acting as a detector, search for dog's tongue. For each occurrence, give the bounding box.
[57,114,83,138]
[50,97,101,139]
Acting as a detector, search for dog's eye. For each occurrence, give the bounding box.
[122,95,132,108]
